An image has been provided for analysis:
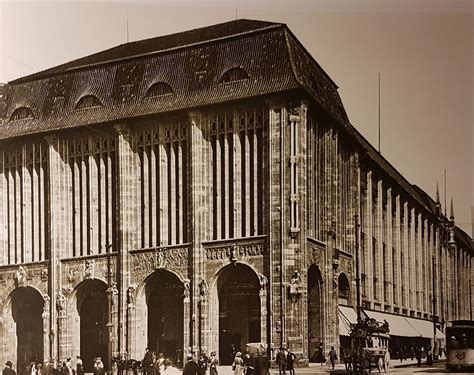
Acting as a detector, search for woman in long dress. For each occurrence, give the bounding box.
[232,352,244,375]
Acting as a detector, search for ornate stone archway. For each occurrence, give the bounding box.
[209,262,267,365]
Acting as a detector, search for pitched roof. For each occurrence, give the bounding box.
[12,19,282,84]
[0,19,346,140]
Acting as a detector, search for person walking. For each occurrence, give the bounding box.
[197,353,208,375]
[317,343,325,366]
[328,347,337,370]
[286,350,296,375]
[74,358,83,375]
[3,362,16,375]
[208,352,218,375]
[231,352,244,375]
[276,348,287,375]
[183,355,199,375]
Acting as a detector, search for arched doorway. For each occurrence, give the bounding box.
[145,270,184,361]
[11,287,44,374]
[308,264,324,362]
[217,264,260,365]
[76,280,108,372]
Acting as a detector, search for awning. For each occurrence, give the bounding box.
[404,316,445,339]
[364,310,419,337]
[339,305,357,336]
[365,310,445,339]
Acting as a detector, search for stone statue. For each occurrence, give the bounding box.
[127,286,135,306]
[289,270,302,302]
[230,244,238,263]
[199,278,208,297]
[56,292,66,312]
[84,259,94,279]
[258,273,268,290]
[111,282,119,306]
[156,248,165,269]
[42,295,50,316]
[14,266,27,287]
[183,278,191,300]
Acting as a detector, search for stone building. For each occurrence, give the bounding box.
[0,19,472,370]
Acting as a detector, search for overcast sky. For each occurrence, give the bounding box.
[0,0,472,236]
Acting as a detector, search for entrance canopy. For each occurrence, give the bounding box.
[338,306,445,339]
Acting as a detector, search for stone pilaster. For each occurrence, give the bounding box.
[188,112,212,355]
[114,124,139,358]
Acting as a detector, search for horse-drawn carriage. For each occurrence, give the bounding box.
[345,317,390,374]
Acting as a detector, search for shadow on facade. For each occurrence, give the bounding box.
[308,264,324,362]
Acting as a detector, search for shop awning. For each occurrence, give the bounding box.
[365,310,445,339]
[364,310,419,337]
[404,316,445,339]
[339,305,357,336]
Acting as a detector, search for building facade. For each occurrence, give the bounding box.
[0,20,472,370]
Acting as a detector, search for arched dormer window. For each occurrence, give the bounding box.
[146,82,173,98]
[220,68,249,83]
[75,95,102,110]
[10,107,34,121]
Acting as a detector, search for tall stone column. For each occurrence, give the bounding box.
[56,292,67,362]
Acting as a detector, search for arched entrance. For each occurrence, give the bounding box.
[76,280,108,372]
[11,287,44,374]
[308,264,324,362]
[145,270,184,361]
[217,264,260,365]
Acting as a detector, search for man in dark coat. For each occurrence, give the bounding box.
[182,355,199,375]
[276,348,287,375]
[3,362,16,375]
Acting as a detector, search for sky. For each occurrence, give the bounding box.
[0,0,472,236]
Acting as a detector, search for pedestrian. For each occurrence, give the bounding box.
[143,348,154,375]
[276,347,287,375]
[161,359,179,375]
[75,358,83,375]
[93,358,104,375]
[231,352,244,375]
[243,353,255,375]
[317,343,325,366]
[3,362,16,375]
[183,355,199,375]
[328,347,337,370]
[286,349,296,375]
[197,353,208,375]
[415,347,421,367]
[35,364,42,375]
[208,352,218,375]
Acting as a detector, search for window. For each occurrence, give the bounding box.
[10,107,33,121]
[75,95,102,110]
[220,68,249,83]
[338,273,350,300]
[145,82,173,98]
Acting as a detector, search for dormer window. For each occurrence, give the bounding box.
[10,107,34,121]
[75,95,102,110]
[146,82,173,98]
[220,68,249,83]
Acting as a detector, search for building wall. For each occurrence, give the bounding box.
[0,99,472,367]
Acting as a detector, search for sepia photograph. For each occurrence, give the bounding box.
[0,1,472,374]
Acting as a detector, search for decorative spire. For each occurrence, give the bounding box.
[449,198,455,222]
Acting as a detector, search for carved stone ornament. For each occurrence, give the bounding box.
[258,273,268,290]
[127,286,136,306]
[40,269,48,282]
[42,294,51,316]
[84,259,95,279]
[155,247,166,269]
[199,279,209,301]
[289,270,302,302]
[14,266,27,288]
[183,278,191,301]
[56,292,66,312]
[111,282,119,306]
[230,244,238,264]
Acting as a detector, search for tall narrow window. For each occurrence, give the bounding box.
[289,112,299,236]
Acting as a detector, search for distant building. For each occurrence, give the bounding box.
[0,19,472,370]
